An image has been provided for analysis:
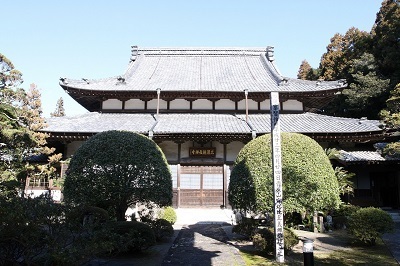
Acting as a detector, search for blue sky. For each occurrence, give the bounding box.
[2,1,382,117]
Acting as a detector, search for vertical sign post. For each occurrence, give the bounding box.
[270,92,284,263]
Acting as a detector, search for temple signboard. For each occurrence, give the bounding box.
[189,147,216,157]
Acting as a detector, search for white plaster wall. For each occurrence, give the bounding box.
[103,99,123,110]
[282,100,303,111]
[180,141,192,158]
[147,99,168,110]
[226,141,245,162]
[238,99,258,110]
[170,165,178,188]
[125,99,145,110]
[215,99,235,110]
[193,99,212,110]
[260,99,271,110]
[170,99,190,110]
[226,164,234,188]
[157,141,178,161]
[66,141,85,158]
[212,141,224,158]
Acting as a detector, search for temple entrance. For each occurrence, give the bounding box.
[371,172,400,208]
[178,165,224,207]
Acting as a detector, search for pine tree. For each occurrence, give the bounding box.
[0,54,61,194]
[297,60,312,80]
[50,97,66,117]
[297,60,320,80]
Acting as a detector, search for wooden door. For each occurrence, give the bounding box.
[179,166,223,207]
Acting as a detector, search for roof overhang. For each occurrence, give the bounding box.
[62,84,343,112]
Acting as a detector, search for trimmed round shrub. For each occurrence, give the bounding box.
[151,219,174,241]
[252,227,298,254]
[63,130,173,221]
[348,207,394,246]
[229,133,340,215]
[159,206,177,225]
[109,221,156,252]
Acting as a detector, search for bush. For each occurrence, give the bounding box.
[109,221,156,253]
[151,219,174,241]
[284,227,299,252]
[0,193,114,265]
[64,130,173,221]
[158,206,177,225]
[253,228,274,253]
[232,217,259,238]
[333,204,359,229]
[335,204,360,217]
[252,227,298,254]
[348,207,394,246]
[229,133,340,216]
[67,205,109,227]
[284,212,303,229]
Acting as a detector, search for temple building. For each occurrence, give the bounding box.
[33,46,399,208]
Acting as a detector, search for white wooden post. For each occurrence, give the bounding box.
[270,92,284,263]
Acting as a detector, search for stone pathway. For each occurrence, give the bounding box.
[382,216,400,264]
[161,223,245,266]
[89,208,400,265]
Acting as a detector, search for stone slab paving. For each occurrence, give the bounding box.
[174,208,235,226]
[382,211,400,264]
[161,223,245,266]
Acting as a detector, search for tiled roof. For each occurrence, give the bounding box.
[60,47,345,93]
[44,112,382,135]
[242,113,382,133]
[339,150,386,162]
[44,113,155,133]
[154,113,250,134]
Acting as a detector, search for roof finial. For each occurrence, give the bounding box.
[130,45,138,62]
[266,46,275,61]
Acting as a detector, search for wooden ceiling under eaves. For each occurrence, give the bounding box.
[46,130,387,144]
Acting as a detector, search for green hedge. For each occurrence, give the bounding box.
[348,207,394,245]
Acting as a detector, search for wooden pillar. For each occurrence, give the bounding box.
[200,166,204,207]
[223,143,228,207]
[177,142,182,208]
[177,164,181,208]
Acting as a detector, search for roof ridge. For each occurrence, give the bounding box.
[137,47,267,56]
